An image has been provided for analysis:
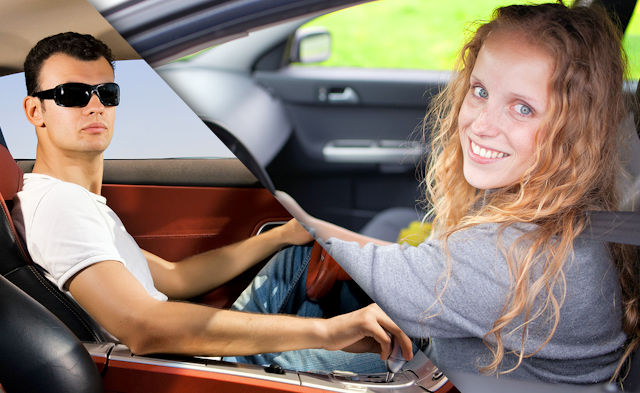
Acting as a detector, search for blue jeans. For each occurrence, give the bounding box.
[223,245,386,373]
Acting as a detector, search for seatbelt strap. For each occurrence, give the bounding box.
[585,211,640,246]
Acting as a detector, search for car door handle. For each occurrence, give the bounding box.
[322,139,425,164]
[320,87,360,104]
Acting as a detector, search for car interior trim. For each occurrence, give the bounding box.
[157,66,294,167]
[99,0,365,66]
[17,158,260,187]
[107,344,304,386]
[94,344,450,393]
[322,139,425,164]
[256,221,288,235]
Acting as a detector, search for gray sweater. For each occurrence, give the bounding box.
[324,223,626,383]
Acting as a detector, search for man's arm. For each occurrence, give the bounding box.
[68,260,412,360]
[145,219,312,299]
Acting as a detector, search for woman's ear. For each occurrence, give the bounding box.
[23,95,45,127]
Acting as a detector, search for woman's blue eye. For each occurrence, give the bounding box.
[473,86,488,98]
[514,104,532,116]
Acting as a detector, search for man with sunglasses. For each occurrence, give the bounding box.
[13,32,412,372]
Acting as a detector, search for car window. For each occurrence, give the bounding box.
[625,2,640,79]
[0,59,233,160]
[295,0,640,78]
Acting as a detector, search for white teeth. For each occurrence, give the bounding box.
[470,140,507,159]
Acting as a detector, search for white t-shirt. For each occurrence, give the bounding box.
[12,173,167,301]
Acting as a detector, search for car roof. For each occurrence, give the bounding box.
[93,0,369,66]
[0,0,140,77]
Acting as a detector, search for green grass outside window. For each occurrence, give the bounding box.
[299,0,640,78]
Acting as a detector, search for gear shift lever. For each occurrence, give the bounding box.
[385,336,407,382]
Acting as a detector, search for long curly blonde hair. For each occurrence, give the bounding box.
[423,3,639,379]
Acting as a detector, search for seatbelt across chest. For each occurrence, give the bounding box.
[586,211,640,246]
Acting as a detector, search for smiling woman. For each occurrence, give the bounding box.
[282,2,640,385]
[420,3,636,379]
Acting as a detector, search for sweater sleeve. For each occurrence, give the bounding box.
[324,223,529,339]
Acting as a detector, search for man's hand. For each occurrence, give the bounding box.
[276,218,314,246]
[320,303,413,362]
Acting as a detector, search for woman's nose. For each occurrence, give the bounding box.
[471,105,500,137]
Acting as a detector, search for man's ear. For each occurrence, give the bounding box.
[23,96,45,127]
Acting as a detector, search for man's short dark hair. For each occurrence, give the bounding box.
[24,32,115,96]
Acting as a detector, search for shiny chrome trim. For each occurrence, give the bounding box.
[257,221,287,235]
[322,139,425,164]
[84,342,116,359]
[405,350,449,392]
[300,371,418,393]
[109,345,300,386]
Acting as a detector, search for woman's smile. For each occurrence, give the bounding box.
[468,139,510,161]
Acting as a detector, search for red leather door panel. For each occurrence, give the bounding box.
[102,359,331,393]
[101,184,291,307]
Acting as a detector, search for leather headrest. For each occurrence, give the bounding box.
[0,145,23,201]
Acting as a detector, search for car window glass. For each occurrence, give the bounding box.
[0,59,233,159]
[294,0,640,78]
[624,2,640,79]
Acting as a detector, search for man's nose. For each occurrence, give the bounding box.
[470,105,501,137]
[83,93,105,114]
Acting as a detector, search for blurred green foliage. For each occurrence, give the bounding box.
[624,2,640,78]
[300,0,640,78]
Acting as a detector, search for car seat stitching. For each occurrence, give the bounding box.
[28,265,102,342]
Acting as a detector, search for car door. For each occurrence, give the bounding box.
[256,66,439,231]
[253,0,449,231]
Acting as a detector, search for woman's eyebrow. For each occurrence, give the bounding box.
[469,74,482,84]
[510,92,544,111]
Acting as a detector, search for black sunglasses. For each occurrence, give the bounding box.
[32,82,120,107]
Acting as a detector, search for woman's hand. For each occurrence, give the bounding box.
[319,303,413,362]
[276,218,314,246]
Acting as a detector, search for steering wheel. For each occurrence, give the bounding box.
[305,242,351,301]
